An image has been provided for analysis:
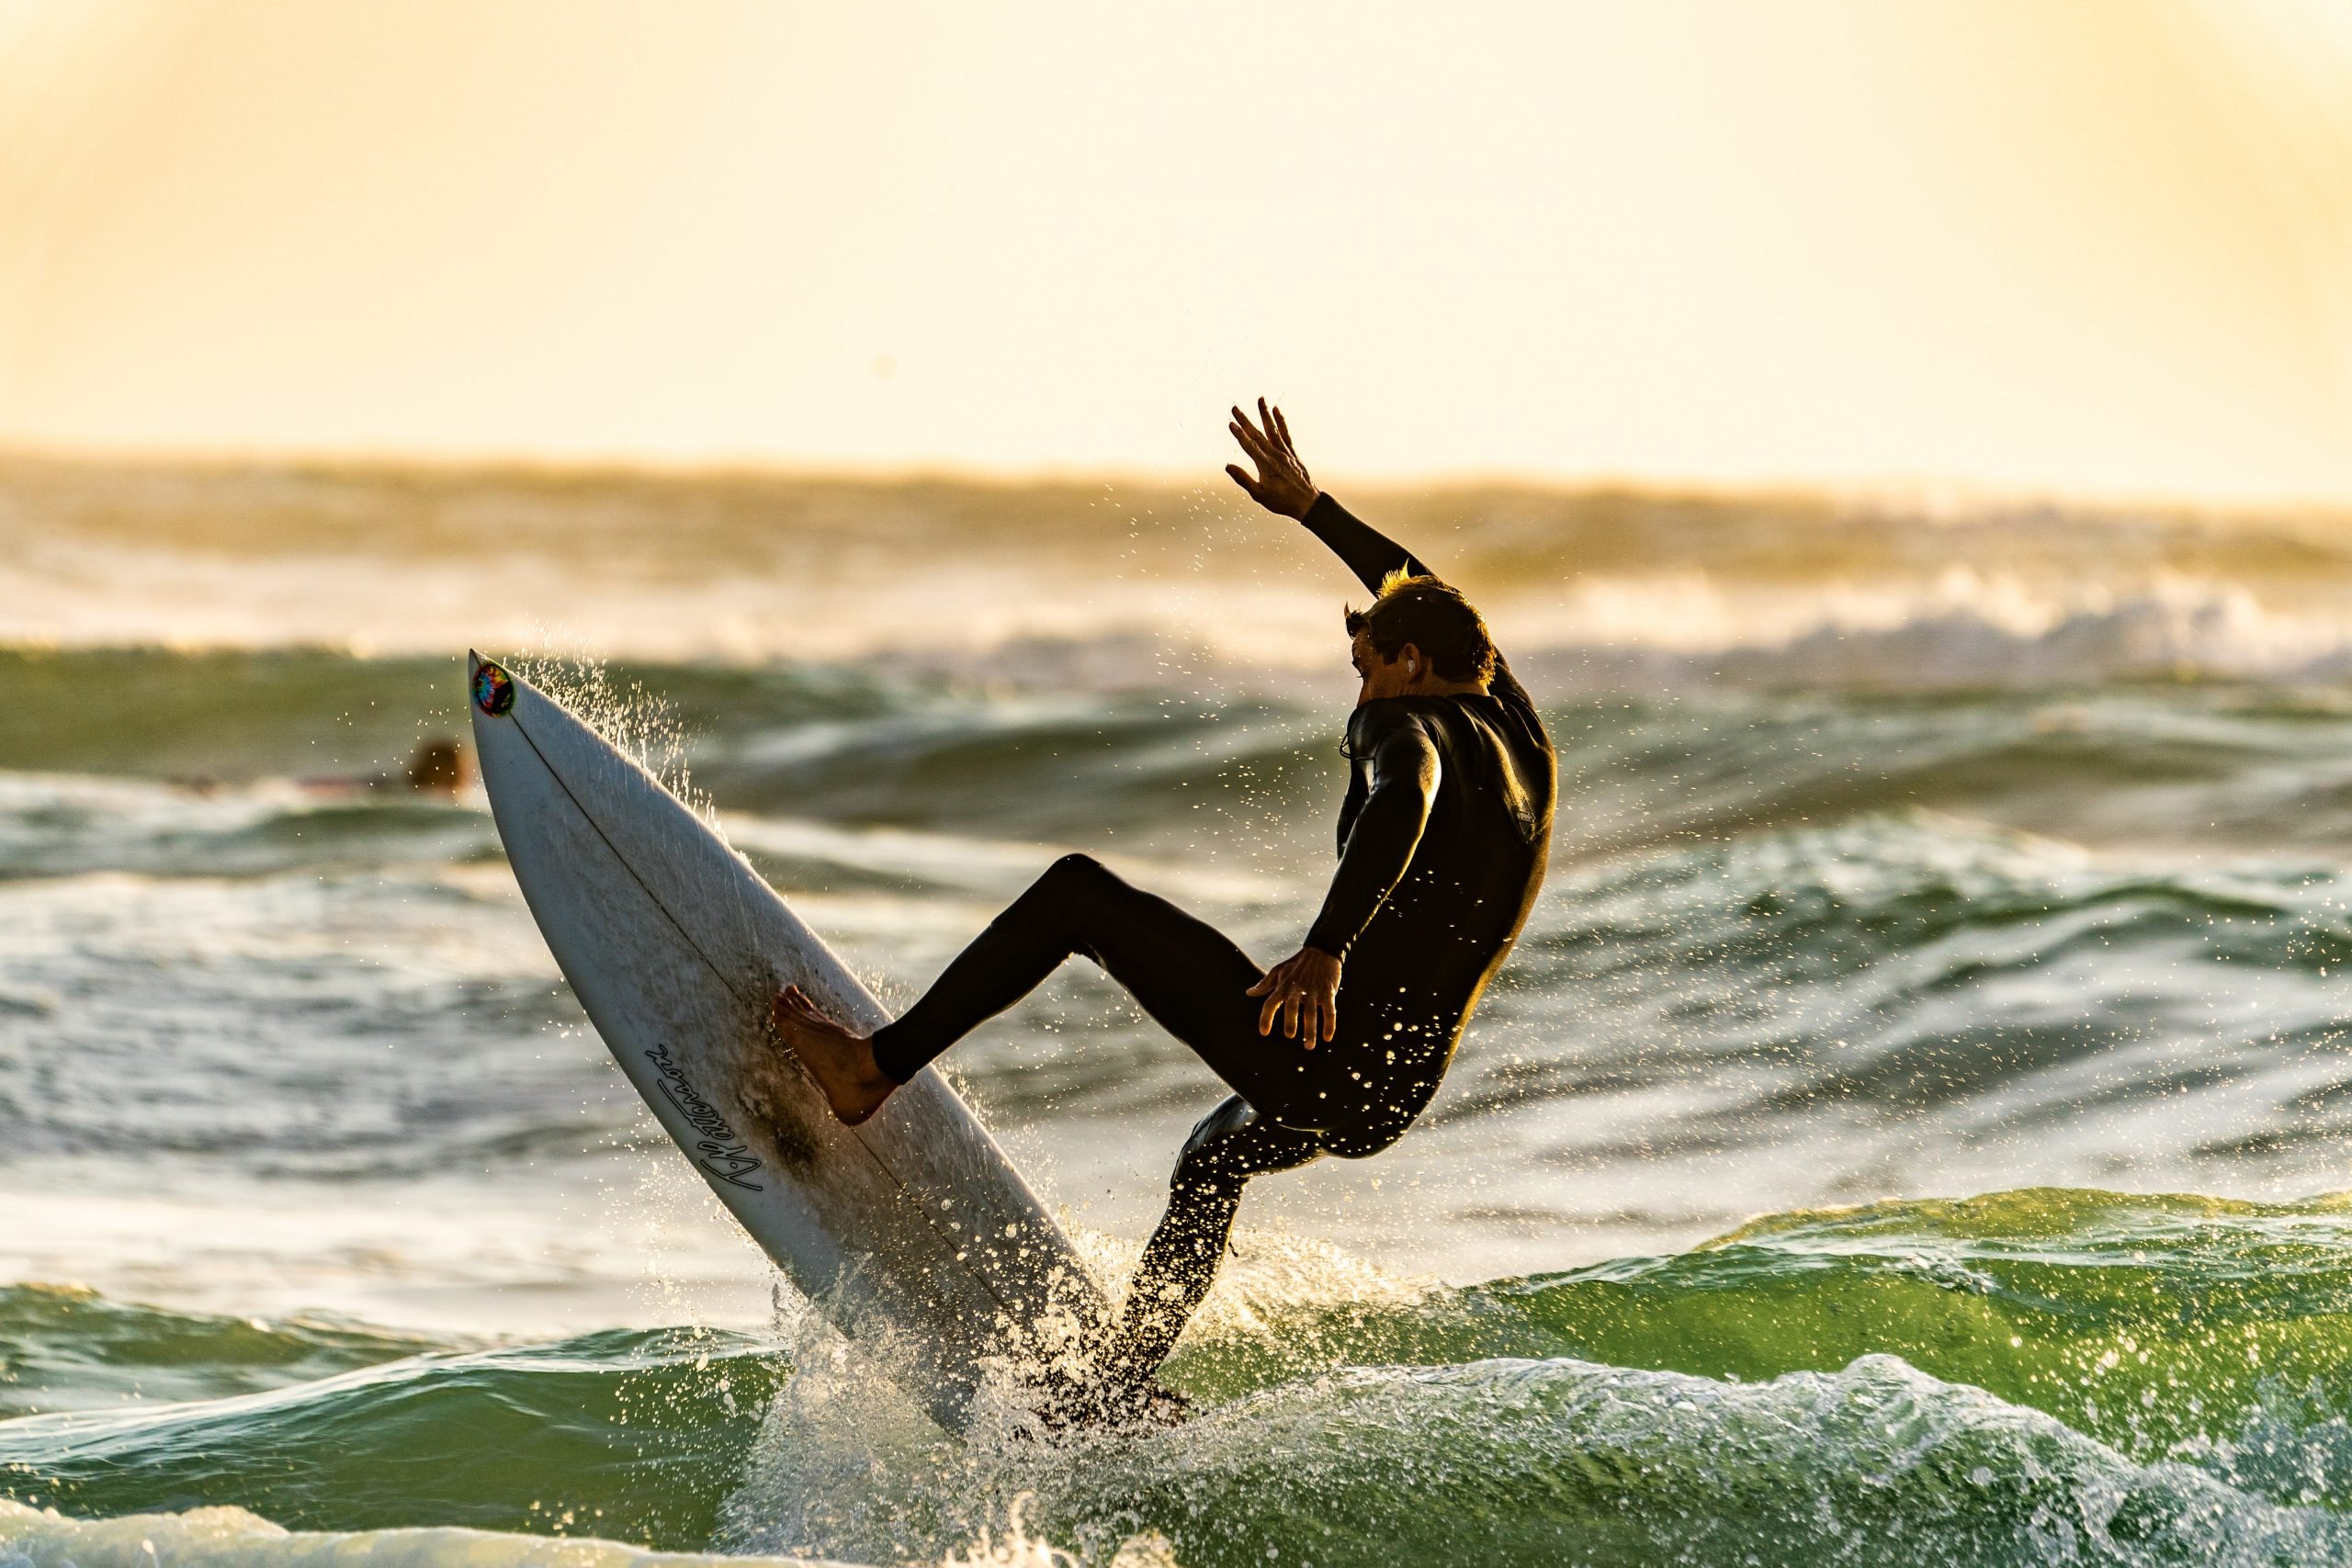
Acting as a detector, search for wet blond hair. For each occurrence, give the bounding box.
[1344,570,1496,682]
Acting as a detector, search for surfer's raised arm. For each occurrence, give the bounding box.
[1226,398,1539,725]
[1226,400,1430,589]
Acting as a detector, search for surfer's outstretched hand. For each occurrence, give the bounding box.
[771,985,896,1126]
[1225,398,1319,521]
[1247,946,1341,1045]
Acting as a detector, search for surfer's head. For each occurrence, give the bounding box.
[1345,570,1497,703]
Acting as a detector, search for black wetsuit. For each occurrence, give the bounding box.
[872,495,1555,1390]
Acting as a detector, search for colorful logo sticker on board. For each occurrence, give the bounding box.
[473,661,515,716]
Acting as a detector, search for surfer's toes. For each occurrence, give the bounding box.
[769,986,836,1051]
[769,984,817,1030]
[768,987,821,1046]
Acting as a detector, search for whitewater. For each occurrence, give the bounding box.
[7,457,2352,1565]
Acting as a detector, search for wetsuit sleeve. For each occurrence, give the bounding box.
[1301,493,1431,592]
[1306,713,1440,958]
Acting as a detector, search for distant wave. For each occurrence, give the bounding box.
[10,579,2352,696]
[863,582,2352,694]
[11,457,2352,692]
[1515,580,2352,694]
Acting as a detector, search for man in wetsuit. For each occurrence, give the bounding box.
[775,400,1555,1418]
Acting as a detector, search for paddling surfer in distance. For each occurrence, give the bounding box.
[775,400,1556,1422]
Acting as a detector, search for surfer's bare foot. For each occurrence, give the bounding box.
[770,985,896,1126]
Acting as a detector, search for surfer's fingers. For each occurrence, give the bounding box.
[1257,988,1281,1035]
[1260,399,1301,474]
[1226,463,1263,501]
[1228,432,1270,480]
[1244,970,1274,996]
[1229,412,1272,463]
[1227,425,1269,475]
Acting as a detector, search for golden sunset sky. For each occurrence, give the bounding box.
[0,0,2347,500]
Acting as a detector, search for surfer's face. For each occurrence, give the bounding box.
[1351,628,1419,705]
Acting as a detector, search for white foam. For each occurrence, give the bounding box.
[0,1499,1171,1568]
[0,1499,867,1568]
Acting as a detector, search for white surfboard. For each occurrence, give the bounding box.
[464,653,1103,1429]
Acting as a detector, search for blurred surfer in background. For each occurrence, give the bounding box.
[775,400,1556,1421]
[400,738,469,796]
[287,737,471,799]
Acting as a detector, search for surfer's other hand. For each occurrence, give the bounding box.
[1247,946,1341,1045]
[1225,398,1318,521]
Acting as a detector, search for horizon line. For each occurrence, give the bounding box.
[3,436,2349,521]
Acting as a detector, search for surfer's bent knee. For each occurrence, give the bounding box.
[1331,1132,1405,1160]
[1178,1095,1259,1160]
[1169,1141,1257,1196]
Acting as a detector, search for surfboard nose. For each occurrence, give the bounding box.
[469,652,517,717]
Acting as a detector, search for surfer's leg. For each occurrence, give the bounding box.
[874,853,1276,1098]
[1100,1095,1324,1392]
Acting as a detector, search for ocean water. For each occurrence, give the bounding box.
[6,457,2352,1565]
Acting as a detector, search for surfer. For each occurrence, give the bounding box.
[775,400,1555,1419]
[293,738,471,799]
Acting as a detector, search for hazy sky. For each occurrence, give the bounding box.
[1,0,2348,500]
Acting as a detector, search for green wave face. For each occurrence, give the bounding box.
[1491,1188,2352,1483]
[0,1319,786,1551]
[10,1190,2352,1566]
[1020,1355,2347,1568]
[1148,1190,2352,1501]
[701,1190,2352,1567]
